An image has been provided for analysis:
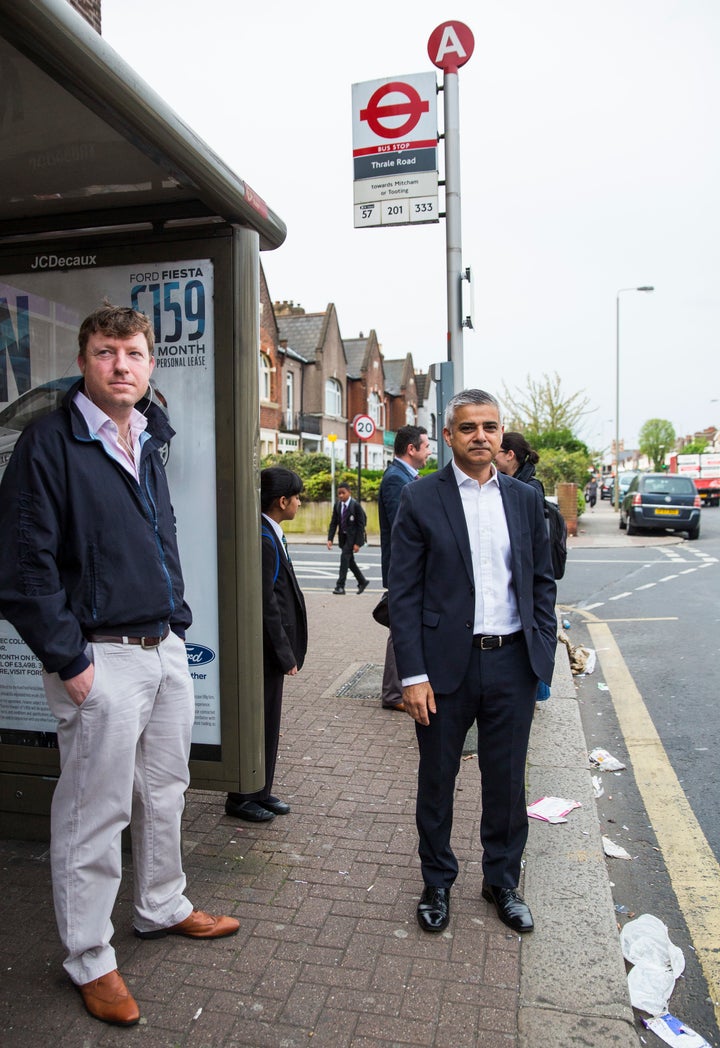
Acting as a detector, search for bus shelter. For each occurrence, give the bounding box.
[0,0,286,837]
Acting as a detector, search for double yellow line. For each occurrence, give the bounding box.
[569,608,720,1028]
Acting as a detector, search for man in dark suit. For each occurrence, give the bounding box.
[389,390,557,935]
[378,425,430,710]
[327,482,368,595]
[226,467,308,823]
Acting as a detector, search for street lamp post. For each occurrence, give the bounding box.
[614,285,654,511]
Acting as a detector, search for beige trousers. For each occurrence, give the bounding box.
[43,631,195,984]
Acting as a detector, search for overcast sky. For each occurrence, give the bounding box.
[103,0,719,450]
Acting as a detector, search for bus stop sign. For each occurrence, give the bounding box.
[427,21,475,73]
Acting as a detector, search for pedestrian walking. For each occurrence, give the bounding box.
[327,482,368,595]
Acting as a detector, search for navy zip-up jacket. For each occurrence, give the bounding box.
[0,379,191,679]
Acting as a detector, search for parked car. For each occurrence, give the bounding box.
[608,471,640,505]
[0,376,169,482]
[600,478,612,500]
[619,473,702,539]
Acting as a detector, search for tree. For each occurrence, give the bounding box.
[501,372,591,434]
[638,418,676,470]
[681,438,708,455]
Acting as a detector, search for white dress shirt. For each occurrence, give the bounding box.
[401,461,520,688]
[452,461,521,635]
[73,390,148,482]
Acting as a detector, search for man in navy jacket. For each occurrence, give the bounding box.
[0,304,238,1027]
[389,390,557,936]
[377,425,430,710]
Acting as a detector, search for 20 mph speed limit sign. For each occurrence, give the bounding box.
[353,414,376,440]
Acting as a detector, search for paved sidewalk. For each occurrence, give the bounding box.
[0,503,644,1047]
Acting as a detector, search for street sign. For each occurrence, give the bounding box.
[427,21,475,73]
[352,414,376,440]
[351,72,438,229]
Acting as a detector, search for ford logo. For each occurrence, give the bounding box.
[185,643,216,666]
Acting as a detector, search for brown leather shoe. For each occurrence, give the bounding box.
[77,969,140,1026]
[382,701,406,712]
[136,908,239,940]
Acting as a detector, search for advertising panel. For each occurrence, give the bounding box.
[0,256,221,755]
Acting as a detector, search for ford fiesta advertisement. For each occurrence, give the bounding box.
[0,259,221,753]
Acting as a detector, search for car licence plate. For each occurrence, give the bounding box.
[655,508,679,516]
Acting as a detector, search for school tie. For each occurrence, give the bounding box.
[281,533,291,563]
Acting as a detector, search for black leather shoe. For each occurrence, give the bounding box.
[225,798,275,822]
[258,795,290,816]
[357,580,369,594]
[416,886,450,933]
[332,586,345,595]
[481,881,534,932]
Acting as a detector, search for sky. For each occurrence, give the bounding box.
[102,0,720,452]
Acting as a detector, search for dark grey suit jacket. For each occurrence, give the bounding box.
[378,458,415,587]
[388,463,557,694]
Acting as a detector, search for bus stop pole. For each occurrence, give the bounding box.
[443,69,464,394]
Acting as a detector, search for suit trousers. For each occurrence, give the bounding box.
[43,631,195,984]
[415,640,537,890]
[381,629,403,707]
[229,665,283,804]
[336,535,366,588]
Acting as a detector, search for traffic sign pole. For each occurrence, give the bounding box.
[351,415,376,505]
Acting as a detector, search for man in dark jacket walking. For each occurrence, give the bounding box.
[326,482,368,594]
[0,304,238,1028]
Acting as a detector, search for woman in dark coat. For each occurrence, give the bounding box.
[496,433,553,702]
[495,432,545,497]
[225,467,308,823]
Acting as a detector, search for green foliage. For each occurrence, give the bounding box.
[535,449,594,493]
[261,451,332,476]
[260,452,437,502]
[638,418,676,470]
[525,427,589,454]
[681,438,708,455]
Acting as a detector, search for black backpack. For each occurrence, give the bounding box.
[544,499,567,580]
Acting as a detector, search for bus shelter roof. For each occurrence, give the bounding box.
[0,0,286,250]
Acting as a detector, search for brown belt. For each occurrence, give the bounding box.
[472,630,523,650]
[86,625,170,649]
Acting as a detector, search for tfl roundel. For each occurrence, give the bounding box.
[427,22,475,73]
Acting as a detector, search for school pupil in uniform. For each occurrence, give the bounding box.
[225,468,308,823]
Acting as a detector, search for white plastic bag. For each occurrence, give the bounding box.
[620,914,685,1015]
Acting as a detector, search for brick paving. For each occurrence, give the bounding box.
[0,589,528,1046]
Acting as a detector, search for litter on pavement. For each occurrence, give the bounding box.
[589,747,626,771]
[602,836,632,859]
[620,914,685,1016]
[527,796,582,823]
[642,1013,712,1048]
[592,775,605,798]
[557,627,596,675]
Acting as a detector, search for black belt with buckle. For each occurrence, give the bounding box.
[86,625,170,649]
[472,630,523,650]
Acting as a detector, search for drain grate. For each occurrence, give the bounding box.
[336,662,383,699]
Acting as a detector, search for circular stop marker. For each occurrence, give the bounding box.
[359,81,430,140]
[427,21,475,73]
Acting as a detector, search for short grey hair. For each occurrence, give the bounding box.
[444,389,502,429]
